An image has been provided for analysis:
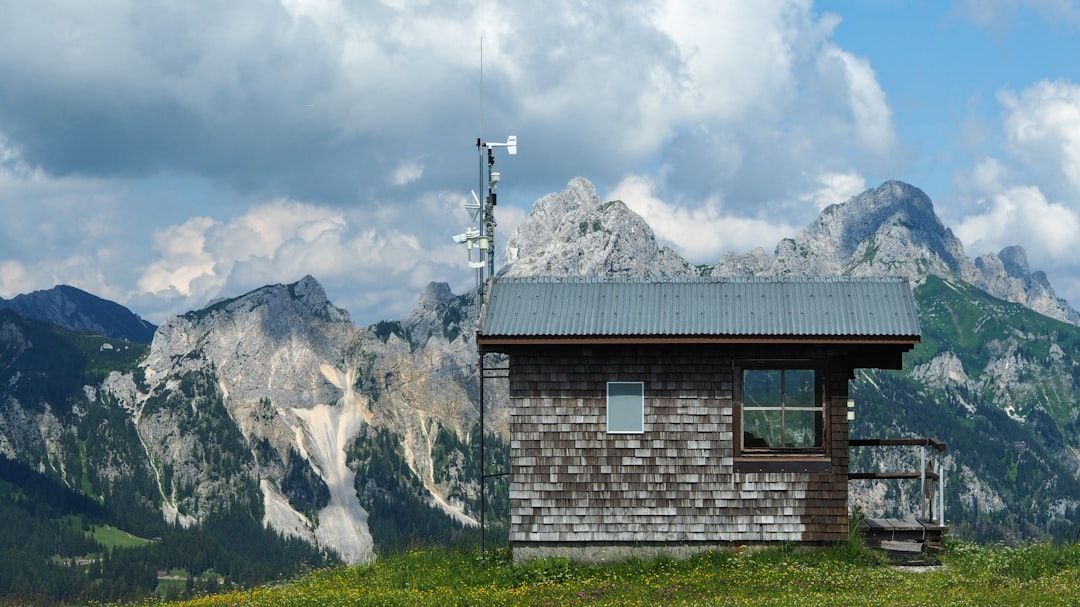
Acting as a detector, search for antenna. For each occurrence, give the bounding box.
[452,37,517,295]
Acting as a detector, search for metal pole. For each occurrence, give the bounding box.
[920,447,927,519]
[479,349,486,561]
[938,456,945,526]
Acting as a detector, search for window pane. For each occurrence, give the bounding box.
[607,382,643,433]
[784,409,823,448]
[784,369,816,408]
[743,369,781,408]
[741,367,824,452]
[743,409,782,448]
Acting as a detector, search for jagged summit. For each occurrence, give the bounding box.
[807,180,967,274]
[415,281,457,311]
[501,177,698,278]
[715,180,970,281]
[495,177,1076,323]
[814,181,948,258]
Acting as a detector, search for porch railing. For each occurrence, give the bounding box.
[849,437,947,527]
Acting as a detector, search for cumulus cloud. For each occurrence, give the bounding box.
[999,80,1080,198]
[955,185,1080,261]
[608,173,795,262]
[0,1,907,323]
[0,1,899,210]
[818,47,896,155]
[801,172,867,210]
[0,260,33,298]
[950,77,1080,306]
[134,195,474,324]
[0,133,135,301]
[392,160,425,186]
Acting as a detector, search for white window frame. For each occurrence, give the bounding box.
[606,381,644,434]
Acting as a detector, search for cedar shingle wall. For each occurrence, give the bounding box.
[507,345,851,545]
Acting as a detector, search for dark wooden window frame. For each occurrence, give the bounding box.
[733,360,832,474]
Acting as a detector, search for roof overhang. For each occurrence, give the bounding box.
[477,334,921,348]
[477,334,920,370]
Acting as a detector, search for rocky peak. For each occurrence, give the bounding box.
[402,282,477,346]
[287,275,351,324]
[711,180,1078,324]
[974,247,1079,323]
[415,282,456,312]
[780,180,972,280]
[998,245,1030,279]
[813,181,944,257]
[501,177,698,278]
[150,276,357,410]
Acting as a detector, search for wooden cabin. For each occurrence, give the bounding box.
[476,276,921,563]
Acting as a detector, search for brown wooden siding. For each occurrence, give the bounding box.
[506,344,853,547]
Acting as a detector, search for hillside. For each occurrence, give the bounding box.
[0,285,157,343]
[852,275,1080,539]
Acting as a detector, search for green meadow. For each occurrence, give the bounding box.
[159,538,1080,607]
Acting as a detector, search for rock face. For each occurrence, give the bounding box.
[101,276,487,563]
[973,245,1078,323]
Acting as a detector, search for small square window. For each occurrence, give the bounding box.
[607,382,644,434]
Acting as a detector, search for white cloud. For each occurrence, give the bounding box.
[999,80,1080,197]
[801,171,867,210]
[391,160,424,186]
[818,47,896,155]
[950,79,1080,307]
[608,173,794,262]
[952,0,1080,35]
[955,157,1009,197]
[138,216,221,296]
[0,260,33,298]
[0,2,905,325]
[132,194,475,324]
[955,185,1080,260]
[0,132,135,300]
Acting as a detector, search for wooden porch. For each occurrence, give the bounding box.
[859,517,947,555]
[849,438,948,557]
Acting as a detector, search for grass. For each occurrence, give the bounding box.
[154,538,1080,607]
[89,524,153,550]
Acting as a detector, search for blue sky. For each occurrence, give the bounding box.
[2,1,1080,326]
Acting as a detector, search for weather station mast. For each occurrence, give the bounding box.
[451,40,518,561]
[454,134,517,294]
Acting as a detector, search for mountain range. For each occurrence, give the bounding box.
[1,177,1079,600]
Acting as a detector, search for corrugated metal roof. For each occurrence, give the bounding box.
[478,276,921,338]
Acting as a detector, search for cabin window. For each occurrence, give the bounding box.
[607,381,644,434]
[739,367,825,454]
